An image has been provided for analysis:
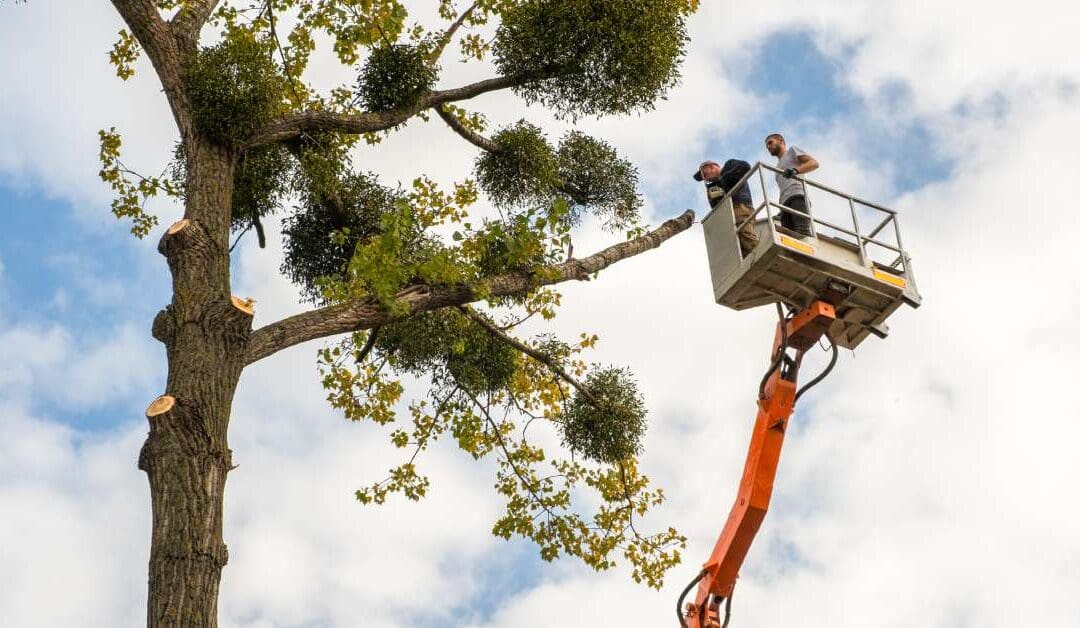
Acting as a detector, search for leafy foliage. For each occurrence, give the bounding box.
[494,0,692,118]
[281,172,403,302]
[321,321,686,588]
[357,43,439,112]
[97,128,178,238]
[473,215,552,277]
[231,144,292,234]
[184,33,286,147]
[557,132,643,230]
[561,367,647,464]
[100,0,702,589]
[475,120,560,208]
[109,30,140,80]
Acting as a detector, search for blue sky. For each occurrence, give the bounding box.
[0,184,170,430]
[2,2,1080,627]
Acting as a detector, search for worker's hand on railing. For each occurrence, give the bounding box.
[782,167,798,178]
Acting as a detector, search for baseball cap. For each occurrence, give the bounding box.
[692,160,719,181]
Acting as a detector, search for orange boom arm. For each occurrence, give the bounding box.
[680,301,836,628]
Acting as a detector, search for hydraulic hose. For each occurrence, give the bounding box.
[677,571,706,628]
[758,302,791,400]
[794,337,838,405]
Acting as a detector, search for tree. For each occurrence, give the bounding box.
[87,0,701,625]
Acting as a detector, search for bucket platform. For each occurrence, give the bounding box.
[702,163,921,350]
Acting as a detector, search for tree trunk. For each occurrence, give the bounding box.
[141,140,245,628]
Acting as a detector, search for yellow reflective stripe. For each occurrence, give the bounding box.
[778,235,815,255]
[873,269,907,288]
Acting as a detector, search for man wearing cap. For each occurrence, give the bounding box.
[694,158,758,257]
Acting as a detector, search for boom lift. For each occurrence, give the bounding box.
[679,163,921,627]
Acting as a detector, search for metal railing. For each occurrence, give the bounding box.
[705,162,914,280]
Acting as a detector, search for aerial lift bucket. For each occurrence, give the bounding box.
[680,166,920,626]
[701,162,920,348]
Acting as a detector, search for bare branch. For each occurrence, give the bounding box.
[245,210,695,365]
[109,0,191,133]
[171,0,221,44]
[244,75,528,149]
[433,106,588,205]
[429,2,479,64]
[435,105,500,152]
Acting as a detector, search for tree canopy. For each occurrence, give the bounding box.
[99,0,700,600]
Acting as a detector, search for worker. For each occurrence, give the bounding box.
[694,159,758,256]
[764,133,819,237]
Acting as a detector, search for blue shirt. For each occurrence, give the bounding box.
[709,159,753,207]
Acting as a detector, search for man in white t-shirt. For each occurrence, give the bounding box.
[765,133,819,237]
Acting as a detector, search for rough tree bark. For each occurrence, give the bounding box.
[142,140,243,627]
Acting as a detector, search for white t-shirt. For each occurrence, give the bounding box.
[775,146,807,203]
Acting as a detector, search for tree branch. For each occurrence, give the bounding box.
[435,105,500,152]
[355,326,380,363]
[459,306,601,407]
[109,0,191,134]
[429,2,478,65]
[245,209,695,365]
[243,75,528,149]
[171,0,221,45]
[433,106,588,205]
[465,389,559,521]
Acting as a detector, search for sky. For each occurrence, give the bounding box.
[1,1,1080,627]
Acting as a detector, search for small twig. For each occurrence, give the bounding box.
[429,2,479,64]
[266,0,304,106]
[459,305,601,408]
[464,388,559,521]
[369,386,460,489]
[229,224,252,252]
[354,326,381,363]
[498,308,538,331]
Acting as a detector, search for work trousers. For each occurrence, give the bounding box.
[780,195,813,236]
[733,202,759,256]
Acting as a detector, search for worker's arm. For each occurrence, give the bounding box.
[794,153,819,174]
[717,159,751,191]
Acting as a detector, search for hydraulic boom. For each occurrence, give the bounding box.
[679,300,837,628]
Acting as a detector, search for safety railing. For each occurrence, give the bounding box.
[706,162,914,282]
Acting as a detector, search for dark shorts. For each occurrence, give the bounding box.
[780,195,812,235]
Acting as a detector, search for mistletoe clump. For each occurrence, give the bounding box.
[281,172,402,302]
[561,367,647,464]
[231,144,292,236]
[474,120,559,207]
[494,0,690,118]
[557,132,643,231]
[357,43,439,112]
[375,309,517,394]
[185,34,286,147]
[445,321,518,395]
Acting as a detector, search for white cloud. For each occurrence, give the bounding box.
[0,321,162,411]
[0,0,180,230]
[3,2,1080,628]
[0,406,147,628]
